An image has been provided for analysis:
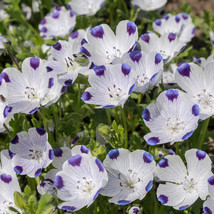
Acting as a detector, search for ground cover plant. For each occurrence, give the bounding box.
[0,0,214,213]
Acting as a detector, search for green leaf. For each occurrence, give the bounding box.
[36,194,54,214]
[24,185,31,196]
[14,192,26,210]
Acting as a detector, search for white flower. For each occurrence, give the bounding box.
[153,13,196,43]
[156,149,212,210]
[193,54,214,68]
[38,6,76,39]
[131,0,167,11]
[67,0,105,16]
[2,57,56,114]
[175,62,214,120]
[81,20,138,65]
[101,148,155,205]
[139,32,185,64]
[210,30,214,46]
[142,89,199,145]
[54,153,108,212]
[46,40,89,86]
[37,145,92,195]
[81,63,135,108]
[0,150,21,213]
[0,2,8,20]
[119,51,163,93]
[10,127,53,178]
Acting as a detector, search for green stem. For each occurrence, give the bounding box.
[197,118,210,150]
[152,186,158,214]
[77,82,81,109]
[3,123,12,139]
[137,93,143,105]
[39,105,47,131]
[106,109,111,126]
[27,176,36,191]
[145,92,151,104]
[121,107,128,149]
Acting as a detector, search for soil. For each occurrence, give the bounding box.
[165,0,214,17]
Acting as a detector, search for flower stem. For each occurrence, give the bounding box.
[121,107,128,149]
[106,109,111,126]
[3,123,12,139]
[197,118,210,150]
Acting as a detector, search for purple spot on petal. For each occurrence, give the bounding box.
[81,38,87,46]
[40,27,47,33]
[129,51,142,63]
[3,106,12,118]
[142,108,151,121]
[163,14,169,20]
[169,149,175,155]
[108,149,119,159]
[182,13,189,20]
[29,107,38,114]
[121,63,131,75]
[192,104,200,116]
[103,105,115,108]
[30,57,40,70]
[70,31,79,39]
[165,89,178,101]
[0,174,12,183]
[68,154,82,166]
[155,53,162,64]
[208,175,214,185]
[196,150,206,160]
[95,158,105,172]
[158,158,169,168]
[70,11,75,17]
[158,195,168,204]
[141,33,150,43]
[14,166,23,174]
[179,205,189,210]
[129,84,135,95]
[143,151,154,163]
[48,78,54,88]
[177,62,191,77]
[175,15,181,23]
[71,136,79,145]
[61,86,67,93]
[53,42,62,51]
[192,27,196,35]
[9,150,15,159]
[35,168,42,177]
[117,200,131,205]
[81,91,92,101]
[61,206,76,211]
[54,148,63,157]
[1,72,10,82]
[46,66,53,72]
[91,25,104,39]
[147,137,160,145]
[11,135,19,144]
[49,149,54,160]
[36,127,46,135]
[154,19,161,26]
[80,145,89,154]
[182,131,193,140]
[52,11,59,19]
[94,65,106,76]
[80,46,91,57]
[40,18,46,25]
[168,33,176,42]
[127,21,137,36]
[145,180,153,192]
[203,207,212,214]
[93,188,101,200]
[64,79,73,86]
[55,175,64,189]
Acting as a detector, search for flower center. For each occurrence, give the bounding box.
[118,169,141,192]
[105,46,122,62]
[0,200,15,214]
[108,84,126,102]
[28,148,44,162]
[77,177,96,197]
[24,87,39,101]
[194,89,214,112]
[166,117,185,135]
[181,176,197,193]
[137,74,149,85]
[40,179,56,195]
